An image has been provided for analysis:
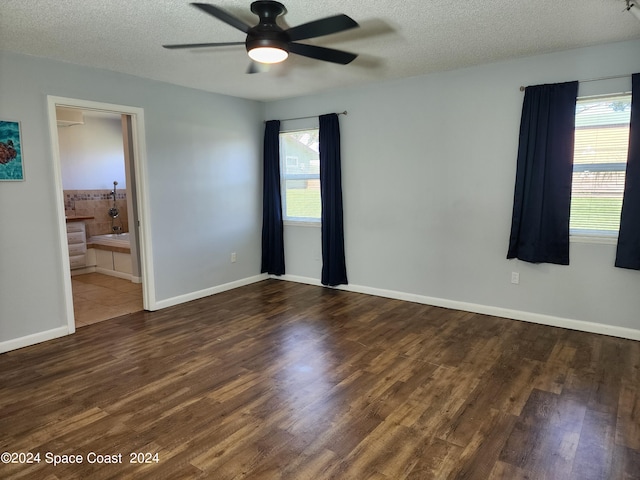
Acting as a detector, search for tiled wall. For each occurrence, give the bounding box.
[64,190,129,238]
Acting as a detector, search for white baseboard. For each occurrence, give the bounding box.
[272,274,640,341]
[4,273,635,355]
[71,266,96,276]
[0,269,269,353]
[72,267,141,284]
[0,275,268,354]
[95,267,133,282]
[0,326,70,354]
[154,274,269,310]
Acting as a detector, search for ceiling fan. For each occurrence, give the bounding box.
[163,1,360,71]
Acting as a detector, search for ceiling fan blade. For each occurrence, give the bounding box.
[163,41,245,49]
[191,2,251,33]
[288,43,358,65]
[286,14,359,41]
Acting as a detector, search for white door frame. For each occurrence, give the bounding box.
[47,96,156,334]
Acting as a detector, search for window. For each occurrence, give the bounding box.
[280,129,321,223]
[570,93,631,238]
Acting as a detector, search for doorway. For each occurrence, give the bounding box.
[47,96,155,334]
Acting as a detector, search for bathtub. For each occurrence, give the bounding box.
[87,233,134,280]
[89,232,130,251]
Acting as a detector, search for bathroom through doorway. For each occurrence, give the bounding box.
[48,96,154,333]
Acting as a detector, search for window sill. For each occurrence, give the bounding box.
[570,235,617,245]
[284,220,321,228]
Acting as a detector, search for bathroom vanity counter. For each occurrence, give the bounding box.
[66,215,94,222]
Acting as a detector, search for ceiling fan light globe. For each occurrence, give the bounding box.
[248,46,289,64]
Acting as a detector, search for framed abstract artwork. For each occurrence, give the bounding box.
[0,120,24,181]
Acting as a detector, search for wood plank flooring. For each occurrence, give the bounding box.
[1,279,639,479]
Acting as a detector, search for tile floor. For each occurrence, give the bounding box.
[71,273,143,327]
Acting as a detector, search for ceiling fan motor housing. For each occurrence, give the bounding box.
[245,29,289,53]
[246,1,289,53]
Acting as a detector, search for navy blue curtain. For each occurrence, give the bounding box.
[616,73,640,270]
[261,120,285,275]
[507,81,579,265]
[319,114,348,286]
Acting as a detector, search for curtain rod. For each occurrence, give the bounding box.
[519,74,631,91]
[265,111,348,123]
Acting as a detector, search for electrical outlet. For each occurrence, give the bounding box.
[231,252,237,263]
[511,271,520,284]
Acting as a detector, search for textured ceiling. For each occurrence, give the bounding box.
[1,0,639,101]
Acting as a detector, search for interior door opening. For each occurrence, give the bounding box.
[48,97,154,333]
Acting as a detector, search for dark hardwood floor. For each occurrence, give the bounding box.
[1,279,639,479]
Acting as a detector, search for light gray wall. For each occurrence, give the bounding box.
[2,39,639,349]
[265,39,640,332]
[58,112,126,190]
[0,51,264,345]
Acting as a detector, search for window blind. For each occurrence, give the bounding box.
[570,94,632,236]
[279,129,321,221]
